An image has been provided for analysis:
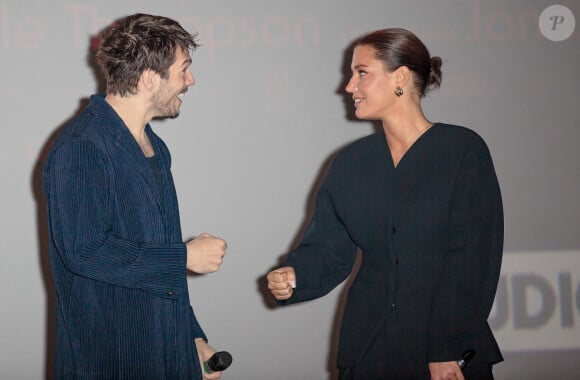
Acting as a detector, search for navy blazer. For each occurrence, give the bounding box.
[283,124,504,373]
[43,95,205,379]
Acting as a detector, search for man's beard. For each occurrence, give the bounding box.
[152,86,184,119]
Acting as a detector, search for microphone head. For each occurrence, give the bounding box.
[207,351,233,371]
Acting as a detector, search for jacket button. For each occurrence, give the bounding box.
[167,291,174,296]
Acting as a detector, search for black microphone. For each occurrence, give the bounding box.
[204,351,233,374]
[457,350,476,370]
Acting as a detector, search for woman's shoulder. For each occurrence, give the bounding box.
[323,133,385,178]
[337,132,385,158]
[432,122,490,151]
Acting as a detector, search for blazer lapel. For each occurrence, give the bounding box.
[88,94,165,216]
[111,123,165,214]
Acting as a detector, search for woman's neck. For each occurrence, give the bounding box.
[381,107,432,167]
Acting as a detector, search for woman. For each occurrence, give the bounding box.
[267,28,503,380]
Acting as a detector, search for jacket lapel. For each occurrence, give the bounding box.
[111,123,164,214]
[89,94,165,215]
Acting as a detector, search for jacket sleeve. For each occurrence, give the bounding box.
[283,170,358,304]
[44,138,188,300]
[426,141,504,362]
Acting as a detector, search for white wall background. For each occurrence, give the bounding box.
[1,1,579,379]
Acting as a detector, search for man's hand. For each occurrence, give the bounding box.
[195,338,222,380]
[267,266,296,300]
[429,361,464,380]
[186,233,227,274]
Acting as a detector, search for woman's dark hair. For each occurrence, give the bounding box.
[357,28,442,97]
[95,13,199,96]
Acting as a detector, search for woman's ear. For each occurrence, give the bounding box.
[392,66,411,88]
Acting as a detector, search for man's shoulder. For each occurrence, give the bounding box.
[56,95,122,145]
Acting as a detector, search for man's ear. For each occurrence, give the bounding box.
[139,69,160,92]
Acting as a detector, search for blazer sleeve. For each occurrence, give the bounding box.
[283,170,358,304]
[44,138,187,300]
[426,141,504,361]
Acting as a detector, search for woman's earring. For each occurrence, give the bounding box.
[395,86,403,97]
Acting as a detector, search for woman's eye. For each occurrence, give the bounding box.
[359,70,367,77]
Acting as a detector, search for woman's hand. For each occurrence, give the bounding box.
[267,266,296,300]
[429,361,464,380]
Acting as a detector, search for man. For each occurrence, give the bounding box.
[43,14,226,379]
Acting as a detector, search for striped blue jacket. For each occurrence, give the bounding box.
[43,94,205,379]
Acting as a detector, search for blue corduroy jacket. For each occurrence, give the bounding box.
[43,94,205,379]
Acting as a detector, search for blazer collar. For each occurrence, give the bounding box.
[88,94,165,211]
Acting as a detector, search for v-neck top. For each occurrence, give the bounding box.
[283,122,504,369]
[386,123,436,169]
